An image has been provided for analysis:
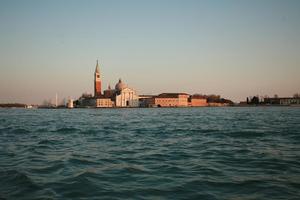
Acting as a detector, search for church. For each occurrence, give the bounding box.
[93,60,139,108]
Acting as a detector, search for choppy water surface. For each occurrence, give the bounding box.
[0,107,300,200]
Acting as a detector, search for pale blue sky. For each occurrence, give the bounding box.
[0,0,299,104]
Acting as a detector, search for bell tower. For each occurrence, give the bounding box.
[94,60,102,97]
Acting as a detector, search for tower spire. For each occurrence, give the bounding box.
[95,60,100,73]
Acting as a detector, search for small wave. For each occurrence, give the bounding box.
[53,170,106,199]
[12,128,30,134]
[223,130,265,138]
[38,139,58,145]
[31,161,65,174]
[122,165,150,174]
[94,163,151,175]
[29,139,62,151]
[35,128,49,132]
[0,170,40,198]
[68,157,99,165]
[80,129,101,135]
[71,170,98,180]
[52,127,80,133]
[0,127,13,133]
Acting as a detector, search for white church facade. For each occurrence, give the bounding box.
[92,61,139,108]
[115,85,139,107]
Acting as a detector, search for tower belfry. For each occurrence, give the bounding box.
[94,60,102,97]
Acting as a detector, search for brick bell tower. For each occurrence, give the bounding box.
[94,60,102,97]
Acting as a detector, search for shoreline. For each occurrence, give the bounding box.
[1,105,300,109]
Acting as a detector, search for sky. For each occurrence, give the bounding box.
[0,0,300,104]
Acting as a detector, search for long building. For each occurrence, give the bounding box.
[142,93,208,107]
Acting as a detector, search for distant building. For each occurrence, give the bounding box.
[207,102,229,106]
[264,97,300,105]
[141,93,230,107]
[143,93,201,107]
[153,93,189,107]
[78,61,139,108]
[77,94,95,108]
[139,95,155,107]
[188,95,208,107]
[280,98,300,105]
[96,98,114,107]
[67,98,74,108]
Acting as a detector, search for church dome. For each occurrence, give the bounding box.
[115,78,127,91]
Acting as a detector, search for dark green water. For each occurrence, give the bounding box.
[0,107,300,200]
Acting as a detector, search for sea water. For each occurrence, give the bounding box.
[0,107,300,199]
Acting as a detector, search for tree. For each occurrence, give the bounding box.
[207,94,221,103]
[251,96,259,105]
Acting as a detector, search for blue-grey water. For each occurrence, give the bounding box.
[0,107,300,200]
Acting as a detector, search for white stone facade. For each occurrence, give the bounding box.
[115,87,139,107]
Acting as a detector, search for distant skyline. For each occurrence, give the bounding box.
[0,0,300,104]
